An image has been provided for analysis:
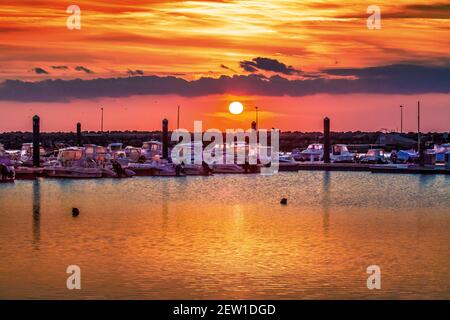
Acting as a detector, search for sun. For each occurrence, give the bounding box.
[229,101,244,115]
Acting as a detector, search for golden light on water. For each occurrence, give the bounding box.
[229,101,244,115]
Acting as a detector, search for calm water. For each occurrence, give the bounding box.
[0,172,449,299]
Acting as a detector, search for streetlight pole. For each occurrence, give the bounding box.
[400,105,403,134]
[417,101,421,154]
[255,106,259,130]
[100,107,104,132]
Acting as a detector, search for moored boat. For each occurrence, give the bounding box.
[293,144,324,162]
[0,156,15,182]
[44,147,103,178]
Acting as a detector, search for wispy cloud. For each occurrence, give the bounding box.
[75,66,94,74]
[126,69,144,76]
[240,57,301,75]
[31,67,48,74]
[50,65,69,70]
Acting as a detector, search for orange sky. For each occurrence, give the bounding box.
[0,0,449,131]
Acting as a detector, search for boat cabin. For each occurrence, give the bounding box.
[141,141,162,159]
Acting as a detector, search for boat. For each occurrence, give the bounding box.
[124,146,143,163]
[84,144,109,165]
[293,144,324,162]
[211,163,245,174]
[44,147,103,178]
[359,149,388,164]
[127,159,184,176]
[181,163,211,175]
[279,153,296,163]
[107,143,128,164]
[330,144,356,163]
[0,156,15,182]
[107,143,124,154]
[141,141,163,160]
[14,166,44,180]
[19,143,47,166]
[428,144,450,162]
[396,149,419,164]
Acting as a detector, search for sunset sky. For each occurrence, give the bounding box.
[0,0,449,132]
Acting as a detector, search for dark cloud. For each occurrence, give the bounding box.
[402,3,450,19]
[1,64,449,102]
[126,69,144,76]
[240,57,301,75]
[220,64,237,73]
[31,67,48,74]
[337,3,450,19]
[51,66,69,70]
[75,66,94,74]
[239,61,258,73]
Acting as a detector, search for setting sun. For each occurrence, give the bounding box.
[229,101,244,115]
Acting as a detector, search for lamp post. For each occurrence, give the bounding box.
[417,101,421,154]
[400,105,403,134]
[255,106,259,130]
[100,107,104,132]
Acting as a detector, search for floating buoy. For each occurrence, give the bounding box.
[72,208,80,217]
[280,198,288,205]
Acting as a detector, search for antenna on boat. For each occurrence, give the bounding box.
[177,105,180,129]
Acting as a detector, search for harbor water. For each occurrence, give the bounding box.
[0,172,449,299]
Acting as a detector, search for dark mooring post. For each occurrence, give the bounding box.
[76,122,82,146]
[323,117,331,164]
[419,141,425,167]
[32,115,40,167]
[162,118,169,159]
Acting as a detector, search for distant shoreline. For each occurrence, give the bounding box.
[1,131,448,152]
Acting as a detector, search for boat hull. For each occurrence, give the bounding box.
[44,167,103,178]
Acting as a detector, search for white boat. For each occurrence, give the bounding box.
[359,149,388,164]
[279,153,296,163]
[124,146,143,162]
[107,143,123,153]
[141,141,163,160]
[294,144,324,162]
[84,144,109,165]
[331,144,356,163]
[20,143,46,166]
[44,147,103,178]
[127,160,184,176]
[105,143,129,166]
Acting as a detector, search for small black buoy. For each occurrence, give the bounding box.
[280,198,288,205]
[72,208,80,217]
